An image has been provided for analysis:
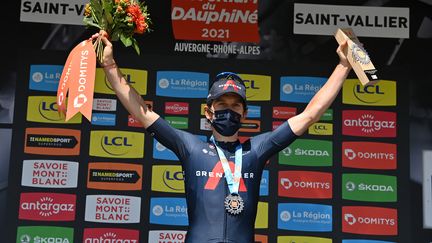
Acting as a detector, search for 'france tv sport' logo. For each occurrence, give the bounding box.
[29,65,63,92]
[150,197,188,226]
[280,76,326,103]
[278,203,332,232]
[156,71,209,98]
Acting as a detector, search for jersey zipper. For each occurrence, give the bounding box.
[223,179,228,241]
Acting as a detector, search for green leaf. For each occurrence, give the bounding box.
[132,38,141,55]
[120,34,132,47]
[83,17,101,29]
[102,0,113,25]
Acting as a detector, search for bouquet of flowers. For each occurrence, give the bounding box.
[83,0,151,63]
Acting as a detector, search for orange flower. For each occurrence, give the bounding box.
[126,4,148,34]
[84,3,91,17]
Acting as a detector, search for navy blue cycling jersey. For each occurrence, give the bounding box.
[147,118,297,243]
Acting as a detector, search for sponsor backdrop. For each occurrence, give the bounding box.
[6,52,410,243]
[8,1,411,243]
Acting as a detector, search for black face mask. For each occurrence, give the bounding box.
[210,109,242,136]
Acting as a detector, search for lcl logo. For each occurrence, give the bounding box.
[355,85,384,94]
[243,80,259,89]
[39,101,58,111]
[165,171,184,181]
[103,136,133,146]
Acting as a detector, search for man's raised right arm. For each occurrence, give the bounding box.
[95,32,159,128]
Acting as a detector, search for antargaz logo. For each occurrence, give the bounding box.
[279,139,333,166]
[342,206,398,235]
[89,131,144,158]
[87,162,143,191]
[27,96,82,123]
[342,141,397,170]
[343,79,396,106]
[343,174,397,202]
[342,110,396,137]
[25,128,81,155]
[83,228,139,243]
[152,165,185,193]
[19,193,76,221]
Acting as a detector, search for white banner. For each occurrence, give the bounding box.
[85,195,141,223]
[21,160,79,188]
[293,3,409,38]
[148,230,187,243]
[423,150,432,228]
[20,0,87,25]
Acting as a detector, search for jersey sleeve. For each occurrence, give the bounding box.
[146,117,198,162]
[250,120,298,164]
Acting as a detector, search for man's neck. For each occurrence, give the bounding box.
[212,130,238,142]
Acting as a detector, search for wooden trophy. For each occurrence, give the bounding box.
[334,28,379,86]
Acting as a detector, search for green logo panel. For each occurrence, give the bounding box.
[342,173,397,202]
[320,109,333,121]
[16,226,73,243]
[165,116,189,129]
[278,139,332,166]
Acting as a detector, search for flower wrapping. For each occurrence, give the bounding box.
[57,0,151,122]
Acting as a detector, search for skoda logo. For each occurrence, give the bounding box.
[159,78,169,89]
[32,72,44,82]
[280,210,291,222]
[282,84,294,94]
[282,147,292,156]
[20,234,31,243]
[346,181,356,191]
[153,205,164,216]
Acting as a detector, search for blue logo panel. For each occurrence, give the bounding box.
[150,197,188,226]
[153,135,207,161]
[91,113,116,126]
[278,203,332,232]
[153,139,178,161]
[280,77,327,103]
[342,240,395,243]
[259,170,269,196]
[156,71,209,98]
[29,65,63,92]
[247,105,261,118]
